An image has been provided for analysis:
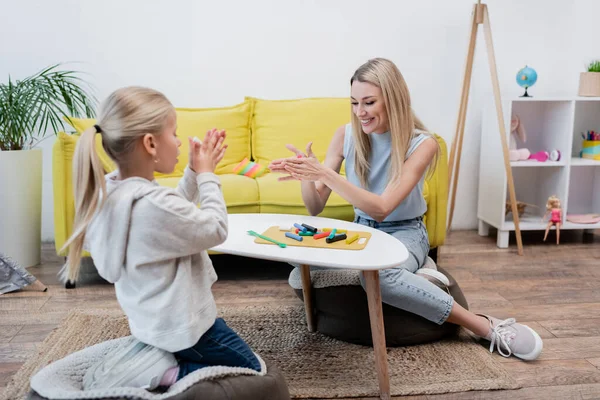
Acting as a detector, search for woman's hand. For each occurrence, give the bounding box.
[268,142,320,181]
[281,156,327,182]
[189,128,228,174]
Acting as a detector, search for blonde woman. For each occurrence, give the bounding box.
[61,87,260,391]
[270,58,543,361]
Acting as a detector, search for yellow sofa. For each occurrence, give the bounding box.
[53,96,448,260]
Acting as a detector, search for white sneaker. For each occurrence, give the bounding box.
[479,315,544,361]
[83,337,178,391]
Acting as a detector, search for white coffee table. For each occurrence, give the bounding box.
[211,213,408,400]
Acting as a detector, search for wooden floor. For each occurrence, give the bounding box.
[1,229,600,399]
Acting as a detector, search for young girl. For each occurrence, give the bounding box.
[61,86,261,390]
[269,58,544,361]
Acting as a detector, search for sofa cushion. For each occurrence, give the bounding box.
[174,102,252,176]
[255,173,353,220]
[248,97,349,175]
[63,100,252,177]
[157,173,260,214]
[58,124,117,173]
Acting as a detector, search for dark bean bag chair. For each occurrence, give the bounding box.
[289,265,468,347]
[27,336,290,400]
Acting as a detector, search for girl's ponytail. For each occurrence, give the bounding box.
[59,125,107,283]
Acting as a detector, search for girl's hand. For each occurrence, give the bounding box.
[189,128,227,174]
[268,142,316,175]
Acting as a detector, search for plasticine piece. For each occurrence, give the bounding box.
[326,233,347,243]
[301,223,317,233]
[313,232,329,240]
[285,232,303,242]
[328,228,337,240]
[346,234,359,244]
[299,231,315,236]
[293,223,307,232]
[279,226,292,231]
[322,228,347,234]
[232,157,268,178]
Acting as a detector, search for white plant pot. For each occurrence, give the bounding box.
[0,149,43,267]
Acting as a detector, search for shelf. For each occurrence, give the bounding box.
[502,215,600,231]
[508,96,600,102]
[510,160,566,167]
[563,221,600,230]
[503,215,548,231]
[509,158,600,167]
[571,157,600,167]
[479,96,600,246]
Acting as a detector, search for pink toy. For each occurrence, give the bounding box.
[232,157,268,178]
[509,115,530,161]
[567,214,600,224]
[542,195,562,244]
[528,151,549,162]
[508,115,562,162]
[510,148,531,161]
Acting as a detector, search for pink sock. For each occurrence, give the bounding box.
[159,366,180,387]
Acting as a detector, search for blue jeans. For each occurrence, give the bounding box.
[353,215,453,325]
[291,215,454,325]
[174,318,261,380]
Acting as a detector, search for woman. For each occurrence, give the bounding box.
[269,58,542,361]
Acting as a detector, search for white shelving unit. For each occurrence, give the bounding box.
[478,95,600,248]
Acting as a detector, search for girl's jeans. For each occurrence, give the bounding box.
[292,215,454,325]
[175,318,261,380]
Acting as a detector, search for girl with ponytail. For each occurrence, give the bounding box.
[61,87,261,391]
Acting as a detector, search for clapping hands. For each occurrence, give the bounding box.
[189,128,228,174]
[268,142,325,182]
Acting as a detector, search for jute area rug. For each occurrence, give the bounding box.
[2,304,519,399]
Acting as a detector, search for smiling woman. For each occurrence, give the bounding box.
[269,57,544,362]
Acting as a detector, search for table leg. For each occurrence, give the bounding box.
[363,270,391,400]
[299,264,316,332]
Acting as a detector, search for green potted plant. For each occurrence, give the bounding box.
[578,60,600,97]
[0,63,96,267]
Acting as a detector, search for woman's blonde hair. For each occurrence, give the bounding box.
[59,86,174,283]
[350,58,438,189]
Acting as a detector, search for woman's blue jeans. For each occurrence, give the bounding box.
[291,215,454,325]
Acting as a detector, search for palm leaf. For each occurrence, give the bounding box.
[0,63,97,150]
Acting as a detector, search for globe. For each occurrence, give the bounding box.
[516,66,537,97]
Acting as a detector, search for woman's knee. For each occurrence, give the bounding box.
[359,265,413,293]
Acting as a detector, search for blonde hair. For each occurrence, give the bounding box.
[546,195,561,210]
[60,86,174,283]
[350,58,438,189]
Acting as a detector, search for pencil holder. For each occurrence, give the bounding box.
[581,140,600,161]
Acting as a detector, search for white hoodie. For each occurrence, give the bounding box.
[83,166,228,352]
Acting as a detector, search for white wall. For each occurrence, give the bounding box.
[1,0,598,242]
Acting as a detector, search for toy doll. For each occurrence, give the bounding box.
[542,195,562,244]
